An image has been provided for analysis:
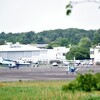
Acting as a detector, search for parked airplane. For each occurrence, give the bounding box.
[0,57,31,69]
[66,65,77,74]
[19,58,40,67]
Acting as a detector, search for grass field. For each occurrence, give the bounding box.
[0,81,100,100]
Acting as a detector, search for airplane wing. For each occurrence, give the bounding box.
[0,57,31,69]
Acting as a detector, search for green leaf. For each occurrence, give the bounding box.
[66,9,71,15]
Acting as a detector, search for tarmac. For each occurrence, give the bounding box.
[0,65,100,82]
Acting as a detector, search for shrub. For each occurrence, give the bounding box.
[94,73,100,83]
[94,73,100,90]
[62,73,100,92]
[76,73,97,92]
[96,82,100,90]
[62,80,78,92]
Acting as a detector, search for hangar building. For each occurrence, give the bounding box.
[0,42,70,63]
[0,42,47,62]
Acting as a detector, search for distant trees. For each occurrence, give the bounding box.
[0,39,5,45]
[78,37,91,49]
[93,29,100,45]
[0,28,95,46]
[36,36,45,44]
[0,32,6,45]
[21,31,35,44]
[56,38,69,47]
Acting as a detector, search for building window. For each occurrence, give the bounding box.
[90,51,94,54]
[63,53,66,56]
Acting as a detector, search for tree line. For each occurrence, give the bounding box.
[0,28,100,46]
[0,28,100,60]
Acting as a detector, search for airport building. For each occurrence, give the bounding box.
[47,47,70,61]
[90,43,100,65]
[0,42,70,63]
[0,42,47,62]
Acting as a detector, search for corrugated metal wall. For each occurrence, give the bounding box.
[0,51,40,61]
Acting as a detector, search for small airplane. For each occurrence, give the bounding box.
[66,65,77,74]
[0,57,31,69]
[19,58,39,67]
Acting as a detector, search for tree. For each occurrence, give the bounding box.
[0,39,5,45]
[20,31,35,44]
[0,32,6,39]
[66,46,90,60]
[56,38,69,47]
[78,37,91,49]
[66,0,100,15]
[36,36,45,44]
[93,29,100,45]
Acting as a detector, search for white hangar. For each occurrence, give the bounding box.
[0,42,70,63]
[0,42,47,62]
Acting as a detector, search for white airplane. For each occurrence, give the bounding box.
[19,58,39,67]
[0,57,31,69]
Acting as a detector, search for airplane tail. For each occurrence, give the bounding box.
[0,57,3,63]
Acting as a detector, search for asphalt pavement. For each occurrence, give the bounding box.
[0,65,100,82]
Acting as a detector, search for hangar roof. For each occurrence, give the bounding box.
[0,43,41,51]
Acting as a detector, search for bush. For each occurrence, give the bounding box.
[94,73,100,83]
[96,82,100,90]
[62,84,69,92]
[62,80,78,92]
[76,73,97,92]
[62,73,100,92]
[94,73,100,90]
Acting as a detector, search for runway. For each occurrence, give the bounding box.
[0,65,100,82]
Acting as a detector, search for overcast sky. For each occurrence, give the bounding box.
[0,0,100,33]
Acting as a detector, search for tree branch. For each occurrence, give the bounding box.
[66,0,100,15]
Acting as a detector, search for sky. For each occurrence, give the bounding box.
[0,0,100,33]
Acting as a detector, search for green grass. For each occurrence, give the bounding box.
[0,81,100,100]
